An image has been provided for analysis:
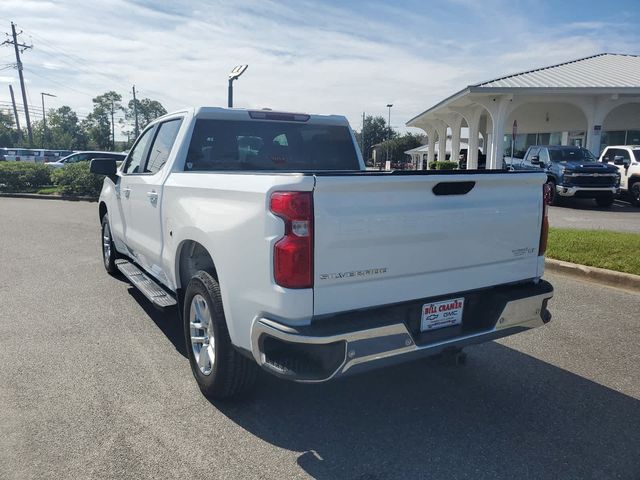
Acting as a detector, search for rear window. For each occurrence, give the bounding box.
[184,119,359,172]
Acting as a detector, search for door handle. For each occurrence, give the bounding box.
[146,190,158,205]
[122,187,131,199]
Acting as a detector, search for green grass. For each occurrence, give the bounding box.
[36,186,61,195]
[547,228,640,276]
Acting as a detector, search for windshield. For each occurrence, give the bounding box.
[549,148,597,162]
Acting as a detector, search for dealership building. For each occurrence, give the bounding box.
[406,53,640,169]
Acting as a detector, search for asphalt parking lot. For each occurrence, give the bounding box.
[1,197,639,480]
[548,197,640,233]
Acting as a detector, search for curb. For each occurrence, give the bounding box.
[545,258,640,292]
[0,192,98,202]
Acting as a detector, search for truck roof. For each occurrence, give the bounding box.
[156,107,350,126]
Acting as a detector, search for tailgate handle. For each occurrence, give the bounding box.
[432,181,475,196]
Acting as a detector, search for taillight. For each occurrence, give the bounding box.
[270,192,313,288]
[539,183,550,255]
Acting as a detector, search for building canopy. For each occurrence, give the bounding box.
[406,54,640,169]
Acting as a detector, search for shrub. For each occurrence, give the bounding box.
[52,162,104,197]
[428,161,458,170]
[0,162,52,192]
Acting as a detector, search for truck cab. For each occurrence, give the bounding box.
[599,145,640,206]
[517,145,620,207]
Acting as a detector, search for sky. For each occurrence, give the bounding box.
[1,0,639,138]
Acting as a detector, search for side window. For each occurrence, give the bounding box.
[145,119,183,174]
[538,148,550,164]
[619,149,631,162]
[123,127,155,174]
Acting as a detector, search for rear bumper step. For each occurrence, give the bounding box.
[250,280,553,382]
[115,259,177,308]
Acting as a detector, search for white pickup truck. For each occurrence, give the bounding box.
[92,107,554,399]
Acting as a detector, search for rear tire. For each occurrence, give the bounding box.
[183,271,257,399]
[101,214,118,275]
[595,194,615,208]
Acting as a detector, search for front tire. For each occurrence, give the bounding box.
[595,194,615,208]
[183,271,257,399]
[630,181,640,207]
[546,179,558,206]
[101,214,118,274]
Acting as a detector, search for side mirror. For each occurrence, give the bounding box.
[90,158,118,181]
[613,155,626,166]
[530,155,541,165]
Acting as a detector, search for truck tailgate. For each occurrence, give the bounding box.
[312,172,545,316]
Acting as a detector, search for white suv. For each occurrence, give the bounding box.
[599,146,640,206]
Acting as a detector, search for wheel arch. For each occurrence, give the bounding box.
[175,240,218,291]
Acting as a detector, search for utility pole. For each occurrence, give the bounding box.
[132,85,139,138]
[110,99,115,150]
[2,22,33,145]
[386,104,393,169]
[40,92,55,148]
[8,85,21,135]
[361,112,365,160]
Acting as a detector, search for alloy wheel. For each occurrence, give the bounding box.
[102,222,112,268]
[189,294,215,375]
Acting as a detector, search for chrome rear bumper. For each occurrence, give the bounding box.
[250,286,553,382]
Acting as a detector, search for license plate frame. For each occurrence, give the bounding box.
[420,297,465,332]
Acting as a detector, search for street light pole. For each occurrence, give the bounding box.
[40,92,56,149]
[386,103,393,169]
[227,65,248,108]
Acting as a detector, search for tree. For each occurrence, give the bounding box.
[379,133,425,165]
[0,109,21,148]
[354,115,395,162]
[33,106,87,150]
[126,98,167,131]
[83,91,123,150]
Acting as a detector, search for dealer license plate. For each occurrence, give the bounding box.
[420,297,465,332]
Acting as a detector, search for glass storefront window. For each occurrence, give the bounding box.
[601,130,626,152]
[627,130,640,145]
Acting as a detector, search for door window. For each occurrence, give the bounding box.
[144,119,183,174]
[123,127,155,174]
[538,148,550,165]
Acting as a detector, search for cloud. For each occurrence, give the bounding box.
[0,0,638,137]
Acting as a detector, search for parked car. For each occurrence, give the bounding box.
[515,145,620,207]
[599,145,640,206]
[458,148,487,169]
[2,148,37,162]
[92,107,553,399]
[47,151,126,168]
[42,150,74,163]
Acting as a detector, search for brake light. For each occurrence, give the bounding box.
[270,192,313,288]
[539,183,550,255]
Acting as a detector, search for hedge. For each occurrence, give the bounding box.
[0,162,52,192]
[51,162,104,197]
[428,161,459,170]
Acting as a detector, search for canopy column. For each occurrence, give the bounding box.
[432,119,448,165]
